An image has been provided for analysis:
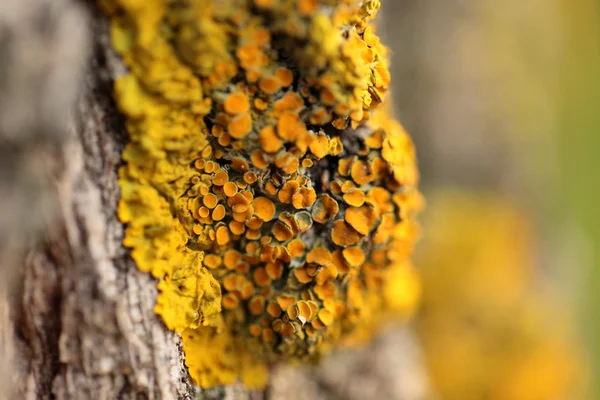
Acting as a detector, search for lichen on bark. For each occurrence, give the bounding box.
[102,0,422,388]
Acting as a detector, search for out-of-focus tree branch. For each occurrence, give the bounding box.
[0,0,88,398]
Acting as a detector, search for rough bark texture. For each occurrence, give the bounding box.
[269,327,428,400]
[14,11,177,400]
[2,2,429,399]
[1,2,249,398]
[0,0,89,398]
[19,41,261,397]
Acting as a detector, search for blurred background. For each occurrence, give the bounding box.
[273,1,598,398]
[382,0,599,398]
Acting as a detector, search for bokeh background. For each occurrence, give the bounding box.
[272,2,598,398]
[382,0,599,398]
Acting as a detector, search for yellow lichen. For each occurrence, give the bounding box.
[416,192,587,400]
[102,0,421,389]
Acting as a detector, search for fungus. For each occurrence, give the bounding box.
[343,188,366,207]
[331,220,362,247]
[267,301,282,318]
[294,267,313,284]
[292,187,317,209]
[342,246,366,267]
[306,247,333,266]
[104,0,421,389]
[345,205,377,235]
[312,194,339,224]
[224,92,250,115]
[228,113,253,139]
[265,261,284,280]
[275,68,294,87]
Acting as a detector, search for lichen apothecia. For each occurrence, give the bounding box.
[101,0,422,388]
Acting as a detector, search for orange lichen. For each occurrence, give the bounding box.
[338,157,354,176]
[345,205,377,235]
[253,267,271,287]
[259,76,282,95]
[213,170,229,186]
[275,153,300,174]
[265,261,283,280]
[258,126,282,153]
[306,247,333,265]
[278,181,299,203]
[216,226,230,245]
[228,113,253,139]
[277,112,306,141]
[252,197,276,222]
[318,309,334,326]
[224,92,250,115]
[106,0,420,390]
[243,171,258,184]
[331,220,361,247]
[294,267,313,283]
[274,92,304,114]
[343,188,365,207]
[267,301,282,318]
[223,182,238,197]
[312,194,339,224]
[292,187,317,209]
[203,193,218,209]
[275,68,294,87]
[342,246,366,267]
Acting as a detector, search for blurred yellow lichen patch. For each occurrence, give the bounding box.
[101,0,421,388]
[182,325,269,388]
[415,191,587,400]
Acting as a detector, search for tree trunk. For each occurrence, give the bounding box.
[0,1,251,398]
[1,1,429,399]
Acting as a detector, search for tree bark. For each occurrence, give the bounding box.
[0,2,247,398]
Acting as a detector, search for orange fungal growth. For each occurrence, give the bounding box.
[312,194,339,224]
[342,246,366,267]
[203,193,218,209]
[292,187,317,209]
[345,205,377,235]
[306,247,333,265]
[259,76,282,95]
[258,126,282,153]
[277,112,306,141]
[275,68,294,87]
[213,170,229,186]
[212,204,226,221]
[223,182,238,197]
[331,220,361,247]
[294,267,313,283]
[216,226,230,245]
[106,0,420,390]
[252,197,276,222]
[228,113,253,139]
[224,92,250,115]
[274,92,304,114]
[277,295,296,311]
[318,309,334,326]
[343,188,365,207]
[267,301,282,318]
